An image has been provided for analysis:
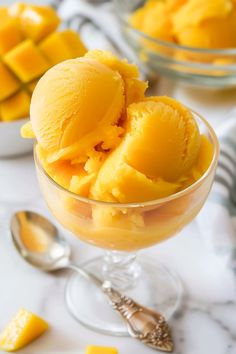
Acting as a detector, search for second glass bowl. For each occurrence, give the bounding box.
[114,0,236,88]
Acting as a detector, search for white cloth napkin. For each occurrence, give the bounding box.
[58,0,135,61]
[58,0,236,268]
[197,113,236,268]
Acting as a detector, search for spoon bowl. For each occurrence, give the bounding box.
[11,211,71,271]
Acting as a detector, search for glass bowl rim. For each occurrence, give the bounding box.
[34,109,219,209]
[114,0,236,56]
[0,116,29,126]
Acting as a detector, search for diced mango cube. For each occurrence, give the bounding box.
[27,78,39,93]
[61,29,87,57]
[39,30,87,66]
[20,5,60,42]
[86,346,118,354]
[0,18,23,55]
[0,62,20,101]
[39,31,76,65]
[4,39,50,82]
[0,90,30,121]
[0,308,49,352]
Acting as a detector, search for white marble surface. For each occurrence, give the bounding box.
[1,80,236,354]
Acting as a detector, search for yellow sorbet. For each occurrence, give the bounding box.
[22,50,216,251]
[129,0,236,49]
[91,96,212,203]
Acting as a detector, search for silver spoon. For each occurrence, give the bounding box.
[11,211,173,352]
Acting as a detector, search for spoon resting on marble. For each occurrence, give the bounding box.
[11,210,173,352]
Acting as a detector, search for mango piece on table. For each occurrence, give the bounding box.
[20,5,60,43]
[61,29,87,57]
[39,31,74,65]
[4,39,50,83]
[0,308,49,352]
[0,90,30,121]
[0,62,20,101]
[86,346,118,354]
[0,18,23,55]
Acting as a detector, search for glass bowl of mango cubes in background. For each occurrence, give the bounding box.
[115,0,236,88]
[0,2,87,157]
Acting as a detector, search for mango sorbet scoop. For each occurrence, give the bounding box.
[130,0,236,49]
[22,50,147,167]
[29,59,124,152]
[91,96,208,203]
[22,50,213,203]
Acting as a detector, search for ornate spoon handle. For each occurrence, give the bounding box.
[68,264,173,352]
[102,283,174,352]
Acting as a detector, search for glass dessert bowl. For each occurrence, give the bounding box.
[114,0,236,88]
[34,110,219,336]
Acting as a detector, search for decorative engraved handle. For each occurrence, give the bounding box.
[102,283,173,352]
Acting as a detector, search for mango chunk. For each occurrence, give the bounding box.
[0,90,30,121]
[20,5,60,42]
[0,62,20,101]
[4,39,50,82]
[0,18,23,55]
[61,29,87,57]
[86,346,118,354]
[0,308,49,352]
[39,31,74,65]
[39,30,87,66]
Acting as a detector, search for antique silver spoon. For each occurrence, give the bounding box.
[11,211,173,352]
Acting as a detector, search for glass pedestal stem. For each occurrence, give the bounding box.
[102,251,142,290]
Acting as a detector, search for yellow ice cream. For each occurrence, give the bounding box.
[130,0,236,49]
[130,1,174,42]
[23,51,147,166]
[23,50,212,203]
[173,0,236,48]
[91,96,203,203]
[22,50,216,251]
[124,97,200,181]
[30,58,124,155]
